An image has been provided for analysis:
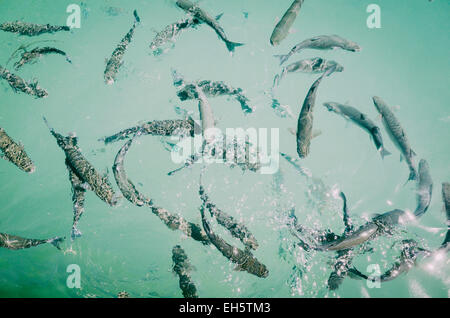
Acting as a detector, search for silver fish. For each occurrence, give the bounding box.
[274,57,343,86]
[113,138,152,207]
[414,159,433,218]
[0,233,64,250]
[270,0,304,46]
[14,46,72,70]
[324,209,410,252]
[0,64,48,98]
[275,34,361,65]
[176,0,244,52]
[372,96,417,182]
[100,118,199,145]
[199,185,259,250]
[292,207,408,252]
[323,102,391,159]
[172,245,198,298]
[0,21,69,36]
[296,67,336,158]
[0,127,35,173]
[104,10,140,84]
[44,117,118,206]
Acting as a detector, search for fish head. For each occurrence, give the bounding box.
[176,0,194,11]
[347,41,362,52]
[372,96,386,114]
[373,209,407,227]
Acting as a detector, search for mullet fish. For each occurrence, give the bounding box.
[296,67,336,158]
[323,102,391,159]
[199,185,258,250]
[44,117,118,206]
[176,0,244,53]
[0,64,48,98]
[275,34,361,65]
[0,21,69,36]
[274,57,343,86]
[372,96,417,182]
[270,0,304,46]
[200,197,269,278]
[0,232,64,250]
[104,10,140,84]
[0,127,35,173]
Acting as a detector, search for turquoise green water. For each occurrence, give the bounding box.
[0,0,448,298]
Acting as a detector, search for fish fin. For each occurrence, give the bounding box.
[287,128,296,136]
[225,40,244,53]
[411,149,417,157]
[407,169,417,182]
[215,13,224,21]
[380,148,391,160]
[274,54,290,65]
[400,154,403,162]
[133,10,141,24]
[47,236,65,250]
[312,129,322,139]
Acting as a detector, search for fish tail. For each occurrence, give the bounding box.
[274,54,290,65]
[47,236,65,250]
[380,147,391,160]
[133,10,141,24]
[273,74,280,87]
[225,40,244,53]
[414,207,426,218]
[71,227,82,240]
